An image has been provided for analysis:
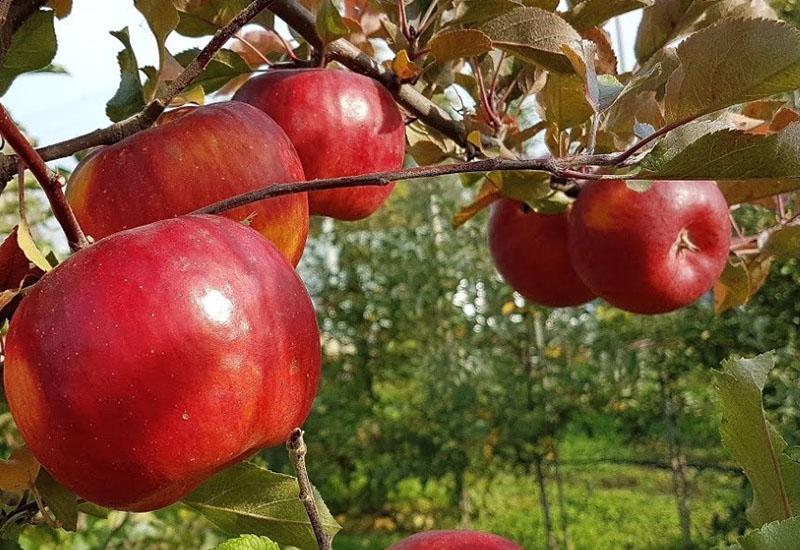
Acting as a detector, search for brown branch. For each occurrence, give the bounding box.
[0,0,14,28]
[0,103,89,250]
[287,429,332,550]
[267,0,470,148]
[0,0,278,183]
[195,155,618,216]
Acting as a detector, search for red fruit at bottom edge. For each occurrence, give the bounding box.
[234,68,406,221]
[388,530,524,550]
[488,198,596,307]
[3,215,321,511]
[568,180,731,314]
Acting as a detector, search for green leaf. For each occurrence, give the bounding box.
[0,10,57,96]
[174,0,251,37]
[106,28,146,122]
[638,123,800,180]
[731,517,800,550]
[664,18,800,124]
[35,470,77,531]
[134,0,180,88]
[538,73,594,129]
[182,462,340,550]
[316,0,349,45]
[634,0,777,64]
[564,0,654,32]
[597,74,624,111]
[215,535,279,550]
[174,48,251,94]
[428,29,492,63]
[480,7,581,73]
[765,226,800,258]
[713,353,800,527]
[451,0,559,25]
[486,170,552,204]
[718,180,800,205]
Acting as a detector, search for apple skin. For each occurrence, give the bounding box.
[233,68,406,221]
[568,180,731,314]
[3,215,321,512]
[388,530,523,550]
[66,101,309,266]
[488,198,596,307]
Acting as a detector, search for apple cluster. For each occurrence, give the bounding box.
[488,180,732,314]
[2,69,405,512]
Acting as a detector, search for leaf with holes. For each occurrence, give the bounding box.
[480,7,581,73]
[183,462,340,550]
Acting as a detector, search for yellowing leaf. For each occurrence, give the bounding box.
[47,0,72,18]
[428,29,492,63]
[0,447,40,492]
[391,50,421,81]
[501,301,516,315]
[17,217,53,272]
[452,180,501,229]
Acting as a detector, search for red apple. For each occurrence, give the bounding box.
[388,530,523,550]
[488,198,596,307]
[3,215,321,511]
[568,180,731,314]
[233,68,405,221]
[66,101,308,265]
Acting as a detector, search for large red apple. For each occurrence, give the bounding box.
[568,180,731,314]
[66,101,308,265]
[388,530,523,550]
[488,198,596,307]
[233,68,406,221]
[3,215,321,511]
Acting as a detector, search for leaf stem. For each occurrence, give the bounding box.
[287,429,332,550]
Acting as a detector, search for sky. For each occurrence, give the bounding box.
[3,0,642,158]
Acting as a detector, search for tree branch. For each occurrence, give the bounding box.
[268,0,469,148]
[0,103,89,250]
[287,429,332,550]
[195,155,618,216]
[0,0,278,183]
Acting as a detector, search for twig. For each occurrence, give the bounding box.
[0,0,13,28]
[287,429,332,550]
[0,0,278,183]
[195,155,619,215]
[0,104,89,250]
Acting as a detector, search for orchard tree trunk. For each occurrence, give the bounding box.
[659,372,693,549]
[458,469,472,528]
[553,456,572,550]
[533,455,558,550]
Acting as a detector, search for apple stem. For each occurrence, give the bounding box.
[287,428,333,550]
[0,103,90,251]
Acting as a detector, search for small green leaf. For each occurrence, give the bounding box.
[765,226,800,259]
[480,7,581,73]
[106,28,146,122]
[215,535,279,550]
[731,517,800,550]
[664,18,800,124]
[135,0,180,91]
[428,29,492,63]
[316,0,349,45]
[486,170,551,204]
[564,0,654,32]
[35,470,77,531]
[0,10,57,96]
[174,48,251,94]
[183,462,340,550]
[714,353,800,527]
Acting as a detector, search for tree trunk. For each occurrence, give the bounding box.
[659,372,693,549]
[553,457,572,550]
[456,468,472,528]
[533,455,558,550]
